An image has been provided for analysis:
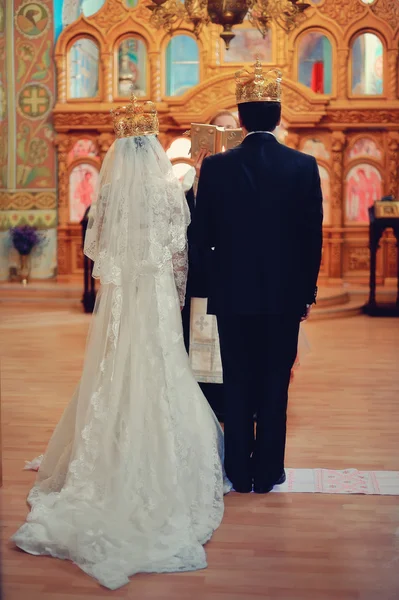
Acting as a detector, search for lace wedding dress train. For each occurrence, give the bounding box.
[12,136,231,590]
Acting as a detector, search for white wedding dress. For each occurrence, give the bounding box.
[13,136,231,590]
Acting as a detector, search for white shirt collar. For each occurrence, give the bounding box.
[245,130,276,139]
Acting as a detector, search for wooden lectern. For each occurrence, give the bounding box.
[364,198,399,316]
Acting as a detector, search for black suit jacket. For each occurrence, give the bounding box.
[192,133,323,316]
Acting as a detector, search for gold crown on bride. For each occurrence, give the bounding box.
[110,89,159,138]
[235,58,282,104]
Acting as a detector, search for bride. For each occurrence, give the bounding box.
[12,95,231,590]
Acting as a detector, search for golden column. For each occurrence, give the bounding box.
[387,131,399,199]
[329,130,346,281]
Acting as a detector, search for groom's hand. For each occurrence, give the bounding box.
[301,304,311,322]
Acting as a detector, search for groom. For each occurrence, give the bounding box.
[192,61,323,493]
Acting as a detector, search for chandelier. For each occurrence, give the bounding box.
[147,0,310,49]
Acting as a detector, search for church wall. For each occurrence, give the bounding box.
[0,0,7,191]
[1,0,398,286]
[0,0,57,280]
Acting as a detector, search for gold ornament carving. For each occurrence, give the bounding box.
[98,132,115,160]
[349,247,370,272]
[328,110,399,125]
[184,80,236,114]
[282,87,314,113]
[371,0,399,31]
[276,29,287,69]
[54,112,113,130]
[331,131,346,153]
[387,242,398,278]
[387,50,398,99]
[54,133,72,154]
[102,53,113,102]
[387,131,399,199]
[330,240,343,279]
[331,131,346,214]
[56,235,69,275]
[149,53,161,102]
[182,76,319,118]
[135,1,153,21]
[285,49,294,80]
[319,0,365,28]
[54,134,72,225]
[2,191,56,210]
[55,55,67,103]
[90,1,129,34]
[337,49,349,99]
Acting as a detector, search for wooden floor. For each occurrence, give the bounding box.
[1,303,399,600]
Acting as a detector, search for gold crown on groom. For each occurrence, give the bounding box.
[110,89,159,138]
[235,59,282,104]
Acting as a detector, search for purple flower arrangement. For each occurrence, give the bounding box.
[10,226,44,256]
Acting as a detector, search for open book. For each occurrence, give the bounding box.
[190,123,244,159]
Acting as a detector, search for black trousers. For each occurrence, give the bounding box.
[216,314,300,490]
[181,298,224,419]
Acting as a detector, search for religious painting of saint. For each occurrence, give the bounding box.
[117,38,147,97]
[69,39,99,99]
[345,164,382,224]
[302,138,330,160]
[165,35,200,97]
[348,138,382,161]
[351,33,383,95]
[223,27,272,63]
[318,165,331,226]
[68,139,99,165]
[69,163,99,223]
[298,32,332,94]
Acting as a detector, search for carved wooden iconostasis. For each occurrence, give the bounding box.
[54,0,399,287]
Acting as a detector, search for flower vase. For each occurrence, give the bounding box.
[19,254,30,285]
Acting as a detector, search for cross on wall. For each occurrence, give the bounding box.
[21,87,49,116]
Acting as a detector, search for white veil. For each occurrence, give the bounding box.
[13,134,229,589]
[84,135,190,286]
